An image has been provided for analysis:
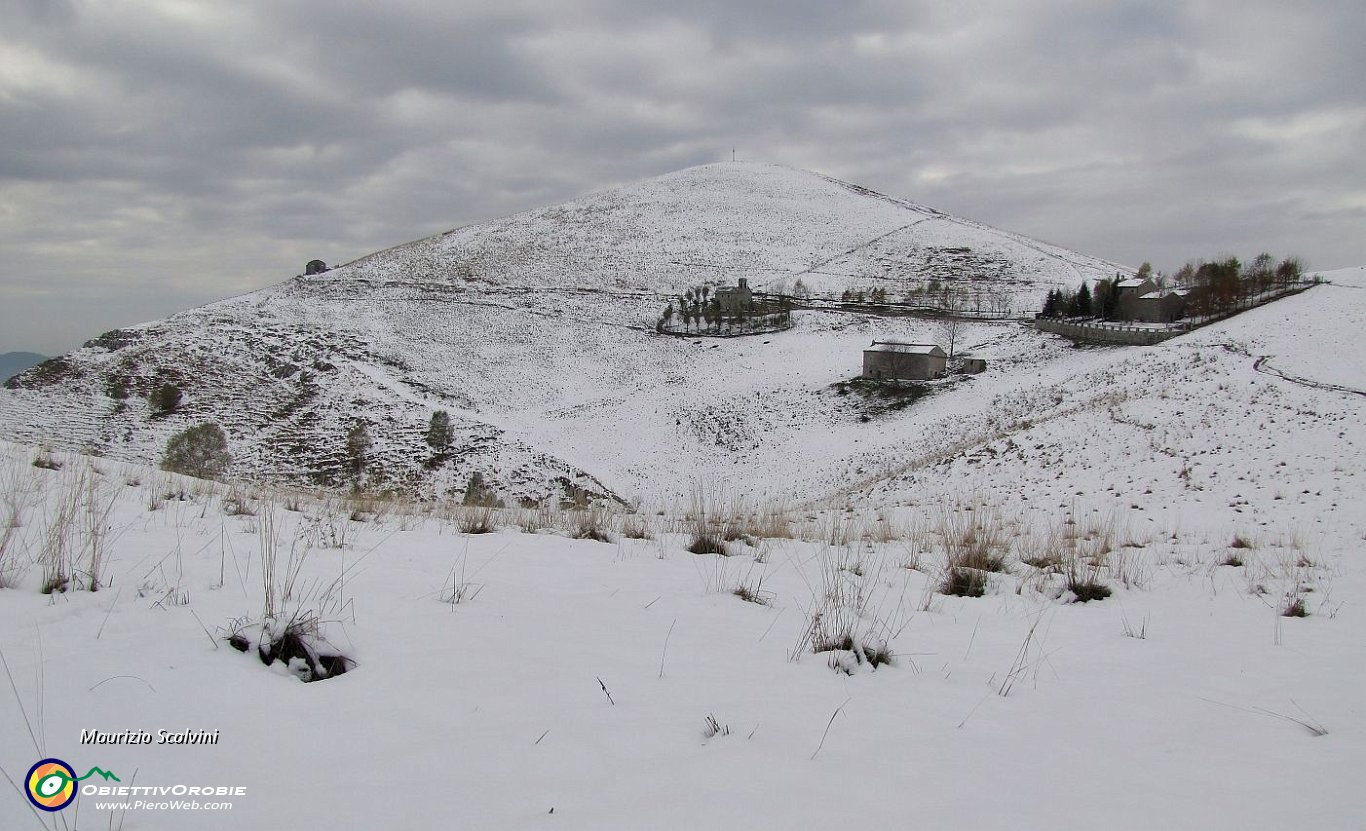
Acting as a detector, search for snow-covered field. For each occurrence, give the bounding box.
[2,268,1362,829]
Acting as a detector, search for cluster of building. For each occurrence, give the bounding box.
[1115,277,1190,324]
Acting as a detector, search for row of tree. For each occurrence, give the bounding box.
[657,285,791,334]
[658,278,1008,319]
[839,282,1014,318]
[659,285,725,332]
[1172,254,1304,317]
[840,287,892,303]
[1039,255,1306,321]
[1040,281,1107,319]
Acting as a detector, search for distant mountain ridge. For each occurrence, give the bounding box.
[0,163,1133,502]
[0,352,46,384]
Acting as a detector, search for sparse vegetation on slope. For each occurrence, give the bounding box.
[162,423,232,480]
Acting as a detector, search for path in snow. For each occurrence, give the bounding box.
[1253,355,1366,398]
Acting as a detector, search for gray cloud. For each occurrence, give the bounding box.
[1,0,1363,353]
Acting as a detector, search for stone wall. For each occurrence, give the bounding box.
[1033,319,1187,345]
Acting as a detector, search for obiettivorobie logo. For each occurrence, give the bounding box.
[25,758,120,812]
[25,755,246,813]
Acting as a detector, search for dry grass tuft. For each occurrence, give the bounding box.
[618,513,652,540]
[940,566,987,597]
[687,532,728,556]
[732,583,773,606]
[939,505,1010,573]
[934,503,1011,597]
[455,506,497,535]
[570,506,612,542]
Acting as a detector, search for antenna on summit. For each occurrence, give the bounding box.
[731,147,736,162]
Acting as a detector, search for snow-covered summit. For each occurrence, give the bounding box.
[336,161,1126,296]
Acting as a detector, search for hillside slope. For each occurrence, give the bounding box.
[0,270,1361,829]
[0,163,1131,503]
[850,266,1365,537]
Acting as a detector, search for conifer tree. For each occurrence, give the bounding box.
[426,410,453,452]
[1041,290,1059,318]
[1074,282,1092,317]
[151,383,182,416]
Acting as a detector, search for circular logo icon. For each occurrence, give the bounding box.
[26,758,78,812]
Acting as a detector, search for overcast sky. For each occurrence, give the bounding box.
[3,0,1363,354]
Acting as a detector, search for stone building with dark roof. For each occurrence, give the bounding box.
[1133,288,1189,323]
[715,278,753,314]
[1115,277,1157,319]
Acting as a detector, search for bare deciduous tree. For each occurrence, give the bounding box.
[938,289,966,358]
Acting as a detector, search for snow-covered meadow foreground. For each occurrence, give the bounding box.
[2,268,1364,829]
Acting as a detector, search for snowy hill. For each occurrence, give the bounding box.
[3,163,1128,503]
[0,266,1362,829]
[348,162,1125,297]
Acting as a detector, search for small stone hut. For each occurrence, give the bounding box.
[862,341,947,381]
[304,259,329,276]
[956,355,988,374]
[715,278,753,315]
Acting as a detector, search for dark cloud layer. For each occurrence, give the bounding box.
[2,0,1363,353]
